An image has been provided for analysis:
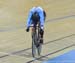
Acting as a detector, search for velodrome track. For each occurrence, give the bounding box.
[0,0,75,63]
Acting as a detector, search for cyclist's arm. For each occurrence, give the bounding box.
[26,10,32,28]
[43,10,46,21]
[43,10,46,18]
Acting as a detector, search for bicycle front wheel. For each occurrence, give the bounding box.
[32,39,36,57]
[32,31,37,57]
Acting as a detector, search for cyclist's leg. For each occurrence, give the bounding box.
[39,28,44,44]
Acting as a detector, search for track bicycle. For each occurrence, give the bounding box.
[31,22,42,57]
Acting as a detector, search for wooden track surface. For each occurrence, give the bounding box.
[0,0,75,63]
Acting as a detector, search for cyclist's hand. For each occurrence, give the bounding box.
[40,27,43,32]
[26,28,29,32]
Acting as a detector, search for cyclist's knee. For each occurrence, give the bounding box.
[40,29,44,37]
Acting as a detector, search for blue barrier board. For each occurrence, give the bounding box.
[43,50,75,63]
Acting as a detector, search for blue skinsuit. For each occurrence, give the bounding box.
[26,7,45,29]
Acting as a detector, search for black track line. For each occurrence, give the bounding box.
[27,44,75,63]
[0,33,75,59]
[0,15,75,32]
[12,33,75,54]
